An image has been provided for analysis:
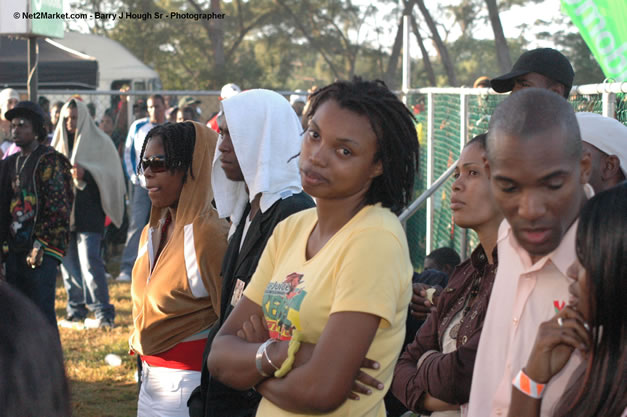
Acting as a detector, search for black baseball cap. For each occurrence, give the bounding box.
[490,48,574,93]
[5,100,46,124]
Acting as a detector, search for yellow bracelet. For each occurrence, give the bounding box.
[274,331,302,378]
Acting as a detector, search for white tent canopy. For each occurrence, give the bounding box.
[55,32,160,91]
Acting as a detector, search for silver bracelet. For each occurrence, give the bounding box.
[255,339,277,377]
[263,341,280,371]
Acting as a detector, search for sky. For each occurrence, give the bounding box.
[63,0,572,56]
[354,0,570,54]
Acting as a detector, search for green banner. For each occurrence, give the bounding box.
[30,0,64,38]
[561,0,627,82]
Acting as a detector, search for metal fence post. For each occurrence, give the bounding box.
[602,91,616,117]
[402,15,410,106]
[426,92,435,255]
[459,92,468,259]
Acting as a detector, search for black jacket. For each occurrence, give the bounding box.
[188,191,314,417]
[72,169,106,234]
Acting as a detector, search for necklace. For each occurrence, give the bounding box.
[12,152,33,192]
[449,274,482,340]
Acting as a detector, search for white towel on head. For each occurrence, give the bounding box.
[211,89,304,236]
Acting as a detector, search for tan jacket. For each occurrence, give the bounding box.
[130,122,229,356]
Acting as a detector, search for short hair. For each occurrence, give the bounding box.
[305,77,420,214]
[466,133,487,150]
[0,283,70,417]
[139,122,196,183]
[86,102,96,118]
[103,108,115,120]
[486,88,581,163]
[51,101,64,110]
[180,106,196,121]
[148,94,165,106]
[38,96,49,108]
[426,247,461,271]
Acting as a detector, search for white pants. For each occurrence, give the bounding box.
[137,362,201,417]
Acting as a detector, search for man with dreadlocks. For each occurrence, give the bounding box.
[129,121,229,417]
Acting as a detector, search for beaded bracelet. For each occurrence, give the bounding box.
[274,331,302,378]
[512,368,546,399]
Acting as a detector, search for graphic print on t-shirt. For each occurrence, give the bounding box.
[262,272,307,340]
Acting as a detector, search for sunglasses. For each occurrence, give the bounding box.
[139,155,168,174]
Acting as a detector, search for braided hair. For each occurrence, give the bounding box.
[305,77,420,214]
[138,122,196,183]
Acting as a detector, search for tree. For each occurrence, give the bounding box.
[410,14,436,86]
[536,17,604,85]
[485,0,512,73]
[384,0,415,88]
[415,0,457,86]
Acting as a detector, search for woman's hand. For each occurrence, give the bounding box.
[236,314,270,343]
[71,164,85,181]
[348,358,384,400]
[524,306,591,384]
[410,283,439,319]
[236,315,385,400]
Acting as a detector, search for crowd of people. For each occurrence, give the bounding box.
[0,46,625,417]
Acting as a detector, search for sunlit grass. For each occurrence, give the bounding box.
[56,269,138,417]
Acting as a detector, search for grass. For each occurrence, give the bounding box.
[56,257,138,417]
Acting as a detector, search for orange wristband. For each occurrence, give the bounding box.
[512,369,545,399]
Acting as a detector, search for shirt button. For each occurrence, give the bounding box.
[496,408,503,416]
[461,335,468,344]
[513,317,519,326]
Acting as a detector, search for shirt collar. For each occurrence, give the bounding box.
[497,183,595,275]
[470,243,498,271]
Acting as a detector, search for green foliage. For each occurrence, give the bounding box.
[67,0,605,91]
[536,19,605,85]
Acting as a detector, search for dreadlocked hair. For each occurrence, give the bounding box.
[138,122,196,183]
[305,77,419,215]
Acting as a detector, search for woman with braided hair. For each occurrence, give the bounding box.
[129,121,229,416]
[208,78,420,416]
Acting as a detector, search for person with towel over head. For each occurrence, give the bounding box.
[189,89,314,417]
[52,98,126,329]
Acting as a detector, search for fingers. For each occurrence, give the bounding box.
[410,310,429,320]
[360,357,380,370]
[355,370,384,391]
[412,282,429,296]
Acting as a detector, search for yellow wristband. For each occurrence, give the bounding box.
[274,331,302,378]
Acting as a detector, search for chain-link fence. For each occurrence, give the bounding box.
[402,82,627,270]
[33,84,627,270]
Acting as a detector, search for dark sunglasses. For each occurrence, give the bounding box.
[139,155,168,174]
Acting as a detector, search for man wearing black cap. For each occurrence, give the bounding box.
[490,48,575,99]
[0,101,73,327]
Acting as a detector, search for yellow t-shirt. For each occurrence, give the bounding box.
[244,204,413,417]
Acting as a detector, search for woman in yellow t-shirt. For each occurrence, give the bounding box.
[208,78,420,417]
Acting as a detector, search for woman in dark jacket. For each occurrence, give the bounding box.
[391,133,503,416]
